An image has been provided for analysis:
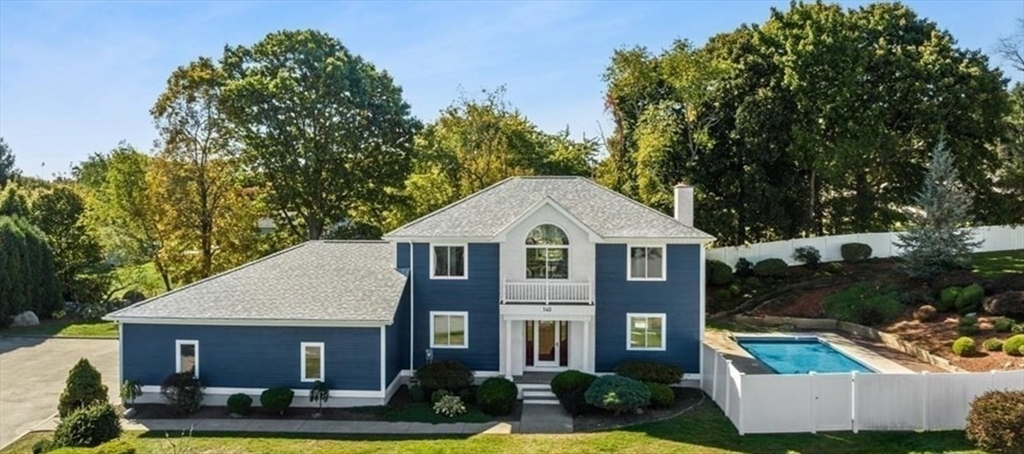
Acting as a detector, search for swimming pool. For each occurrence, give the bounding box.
[737,337,875,374]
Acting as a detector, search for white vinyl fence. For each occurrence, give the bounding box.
[707,225,1023,267]
[700,344,1024,434]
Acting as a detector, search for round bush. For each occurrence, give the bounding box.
[956,284,985,314]
[259,387,294,415]
[753,258,788,277]
[559,386,596,416]
[840,243,872,262]
[414,360,473,393]
[993,317,1016,333]
[706,260,734,286]
[912,305,937,322]
[550,370,596,398]
[476,377,517,416]
[645,382,675,409]
[938,286,961,312]
[734,258,754,278]
[1004,335,1024,356]
[982,338,1004,352]
[952,337,976,357]
[160,372,203,415]
[1014,324,1024,334]
[430,389,451,404]
[965,390,1024,454]
[613,361,682,385]
[958,316,980,336]
[585,375,650,415]
[793,246,821,268]
[227,393,252,416]
[53,403,122,448]
[59,358,109,418]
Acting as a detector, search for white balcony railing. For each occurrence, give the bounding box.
[502,280,592,305]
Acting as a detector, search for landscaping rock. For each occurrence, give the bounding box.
[10,310,39,327]
[983,291,1024,316]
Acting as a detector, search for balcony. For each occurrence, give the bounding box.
[502,280,592,305]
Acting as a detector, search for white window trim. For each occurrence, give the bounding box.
[626,245,667,281]
[300,342,325,382]
[175,339,199,378]
[626,313,667,351]
[430,311,469,349]
[430,243,469,280]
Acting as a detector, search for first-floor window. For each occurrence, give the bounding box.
[301,342,325,382]
[431,311,468,348]
[176,340,199,377]
[627,314,665,350]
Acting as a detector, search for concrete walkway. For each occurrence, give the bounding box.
[30,416,517,435]
[518,405,573,434]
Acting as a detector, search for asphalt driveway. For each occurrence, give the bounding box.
[0,337,118,448]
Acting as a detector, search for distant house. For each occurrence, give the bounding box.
[106,176,713,407]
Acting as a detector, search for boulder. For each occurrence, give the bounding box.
[11,311,39,327]
[983,291,1024,316]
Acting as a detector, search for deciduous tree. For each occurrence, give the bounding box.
[0,138,17,188]
[30,186,110,302]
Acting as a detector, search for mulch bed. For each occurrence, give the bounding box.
[884,315,1024,372]
[573,388,703,433]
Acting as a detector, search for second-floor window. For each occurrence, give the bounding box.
[526,224,569,279]
[628,246,665,280]
[432,244,467,279]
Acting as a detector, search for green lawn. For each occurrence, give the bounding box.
[1,400,980,454]
[0,319,117,339]
[972,249,1024,278]
[111,261,169,300]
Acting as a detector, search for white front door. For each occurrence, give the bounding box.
[535,320,559,367]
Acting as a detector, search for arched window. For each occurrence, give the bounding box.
[526,224,569,279]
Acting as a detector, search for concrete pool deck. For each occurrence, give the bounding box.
[705,331,913,375]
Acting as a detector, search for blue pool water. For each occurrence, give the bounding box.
[738,338,874,374]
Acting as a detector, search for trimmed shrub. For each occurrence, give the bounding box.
[431,389,451,404]
[433,394,466,418]
[956,283,985,314]
[646,382,675,409]
[912,305,937,322]
[118,380,142,408]
[965,390,1024,454]
[550,370,596,398]
[260,387,294,415]
[559,386,596,416]
[938,286,961,312]
[1004,335,1024,356]
[408,384,426,403]
[53,403,121,448]
[613,361,682,385]
[984,273,1024,295]
[160,372,203,415]
[840,243,872,262]
[477,377,517,416]
[753,258,788,277]
[952,337,976,357]
[414,360,473,393]
[821,284,903,326]
[993,317,1016,333]
[707,260,734,286]
[227,393,252,416]
[983,291,1024,317]
[1014,324,1024,334]
[584,375,650,415]
[58,358,109,418]
[793,246,822,268]
[982,338,1004,352]
[958,316,980,336]
[734,258,754,278]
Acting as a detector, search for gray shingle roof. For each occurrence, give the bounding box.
[106,241,407,324]
[384,176,713,240]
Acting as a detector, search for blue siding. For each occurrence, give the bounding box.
[397,242,411,269]
[411,242,500,370]
[122,324,381,391]
[594,244,701,373]
[386,282,411,388]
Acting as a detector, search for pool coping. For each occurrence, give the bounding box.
[732,334,881,374]
[709,331,913,375]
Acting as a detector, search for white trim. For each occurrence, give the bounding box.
[603,237,711,245]
[118,322,124,391]
[300,342,325,382]
[626,245,667,281]
[626,313,667,351]
[379,326,386,392]
[429,243,469,279]
[175,339,199,378]
[111,317,389,328]
[384,370,405,403]
[699,246,706,383]
[408,241,415,370]
[492,197,604,243]
[139,386,384,399]
[429,311,469,349]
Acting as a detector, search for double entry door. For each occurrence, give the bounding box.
[525,320,568,369]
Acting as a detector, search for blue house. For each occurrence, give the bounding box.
[107,177,713,407]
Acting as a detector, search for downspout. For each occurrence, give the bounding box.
[408,241,415,371]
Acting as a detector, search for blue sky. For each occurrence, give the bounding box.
[1,1,1021,179]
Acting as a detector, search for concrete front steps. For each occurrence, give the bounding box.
[520,385,559,405]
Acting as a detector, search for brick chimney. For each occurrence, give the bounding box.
[673,182,694,226]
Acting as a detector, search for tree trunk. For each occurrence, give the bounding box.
[306,216,324,240]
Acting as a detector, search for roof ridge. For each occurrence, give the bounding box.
[384,176,519,237]
[318,239,388,244]
[579,177,706,233]
[104,241,313,319]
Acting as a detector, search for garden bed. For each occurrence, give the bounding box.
[884,315,1024,372]
[127,385,521,424]
[573,388,703,432]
